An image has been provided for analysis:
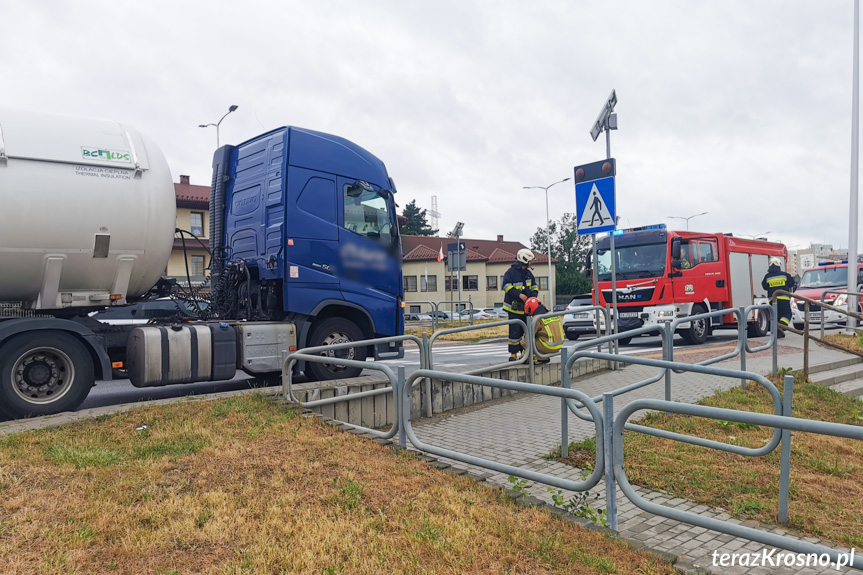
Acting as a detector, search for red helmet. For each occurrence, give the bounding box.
[524,297,541,316]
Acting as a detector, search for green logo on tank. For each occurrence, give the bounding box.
[81,147,131,163]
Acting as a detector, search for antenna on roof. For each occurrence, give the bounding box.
[429,196,441,232]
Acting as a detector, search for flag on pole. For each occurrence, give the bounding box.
[438,244,444,262]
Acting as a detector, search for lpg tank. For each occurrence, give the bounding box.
[0,108,176,309]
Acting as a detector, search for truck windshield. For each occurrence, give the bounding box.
[344,185,396,246]
[596,242,666,281]
[798,267,847,289]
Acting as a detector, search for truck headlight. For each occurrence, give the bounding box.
[834,294,848,307]
[657,310,675,318]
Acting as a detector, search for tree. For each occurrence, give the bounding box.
[400,200,438,236]
[530,212,593,297]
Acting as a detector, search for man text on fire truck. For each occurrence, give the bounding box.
[503,249,539,360]
[762,257,796,337]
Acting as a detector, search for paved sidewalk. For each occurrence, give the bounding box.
[411,334,861,574]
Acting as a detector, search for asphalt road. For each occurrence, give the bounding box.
[75,329,749,412]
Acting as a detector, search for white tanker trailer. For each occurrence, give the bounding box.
[0,108,177,308]
[0,108,405,419]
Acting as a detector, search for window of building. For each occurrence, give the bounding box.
[486,276,498,290]
[421,275,437,292]
[462,275,478,291]
[445,276,455,291]
[190,255,205,276]
[404,276,417,292]
[190,212,204,237]
[538,277,549,291]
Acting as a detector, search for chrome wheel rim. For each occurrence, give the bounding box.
[11,346,75,404]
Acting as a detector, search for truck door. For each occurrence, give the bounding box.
[671,238,724,310]
[337,178,401,336]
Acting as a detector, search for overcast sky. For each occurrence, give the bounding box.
[1,1,859,252]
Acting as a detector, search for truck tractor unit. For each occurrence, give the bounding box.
[0,108,404,419]
[591,224,787,345]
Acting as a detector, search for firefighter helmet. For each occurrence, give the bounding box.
[769,257,782,267]
[516,248,535,265]
[524,297,541,316]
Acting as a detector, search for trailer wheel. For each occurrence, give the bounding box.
[681,304,709,345]
[304,318,367,381]
[0,332,94,418]
[747,311,769,338]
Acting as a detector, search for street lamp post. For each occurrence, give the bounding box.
[667,211,708,231]
[199,105,239,148]
[742,231,771,239]
[523,177,571,307]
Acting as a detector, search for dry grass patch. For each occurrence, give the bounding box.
[406,320,509,342]
[824,333,863,354]
[0,394,675,575]
[552,375,863,546]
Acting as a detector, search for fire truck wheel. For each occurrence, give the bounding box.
[681,304,709,345]
[747,311,769,338]
[0,331,94,419]
[304,318,367,381]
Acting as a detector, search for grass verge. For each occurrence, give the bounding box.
[824,333,863,355]
[405,320,509,342]
[0,394,675,575]
[551,373,863,547]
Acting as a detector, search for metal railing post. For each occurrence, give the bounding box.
[803,301,810,380]
[561,347,570,459]
[772,302,779,377]
[603,392,618,530]
[778,374,793,523]
[422,332,432,417]
[739,306,747,388]
[664,321,673,402]
[398,366,407,447]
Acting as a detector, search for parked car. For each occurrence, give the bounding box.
[562,294,597,341]
[426,310,454,320]
[458,307,497,320]
[790,261,863,329]
[552,304,567,312]
[405,312,432,321]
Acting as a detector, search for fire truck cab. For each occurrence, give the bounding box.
[592,225,787,345]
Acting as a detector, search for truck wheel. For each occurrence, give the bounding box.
[304,318,367,381]
[681,305,709,345]
[0,332,94,418]
[747,311,769,338]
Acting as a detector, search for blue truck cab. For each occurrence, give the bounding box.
[209,126,404,380]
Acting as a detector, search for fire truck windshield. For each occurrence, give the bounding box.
[596,242,666,281]
[798,267,847,289]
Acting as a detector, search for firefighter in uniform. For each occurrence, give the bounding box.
[762,257,796,338]
[503,249,539,360]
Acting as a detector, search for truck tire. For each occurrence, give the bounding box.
[747,311,769,338]
[304,318,367,381]
[681,304,709,345]
[0,331,94,418]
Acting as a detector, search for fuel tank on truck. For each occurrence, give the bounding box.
[0,108,176,309]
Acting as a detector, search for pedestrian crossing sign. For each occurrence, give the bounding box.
[575,176,616,235]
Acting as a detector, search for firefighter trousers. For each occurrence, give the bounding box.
[777,298,792,327]
[507,310,526,355]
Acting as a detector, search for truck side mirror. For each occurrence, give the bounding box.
[671,258,682,270]
[671,237,681,260]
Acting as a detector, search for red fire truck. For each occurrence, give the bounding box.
[591,224,787,345]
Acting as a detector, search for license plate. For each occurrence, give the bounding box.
[619,312,638,318]
[575,312,591,319]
